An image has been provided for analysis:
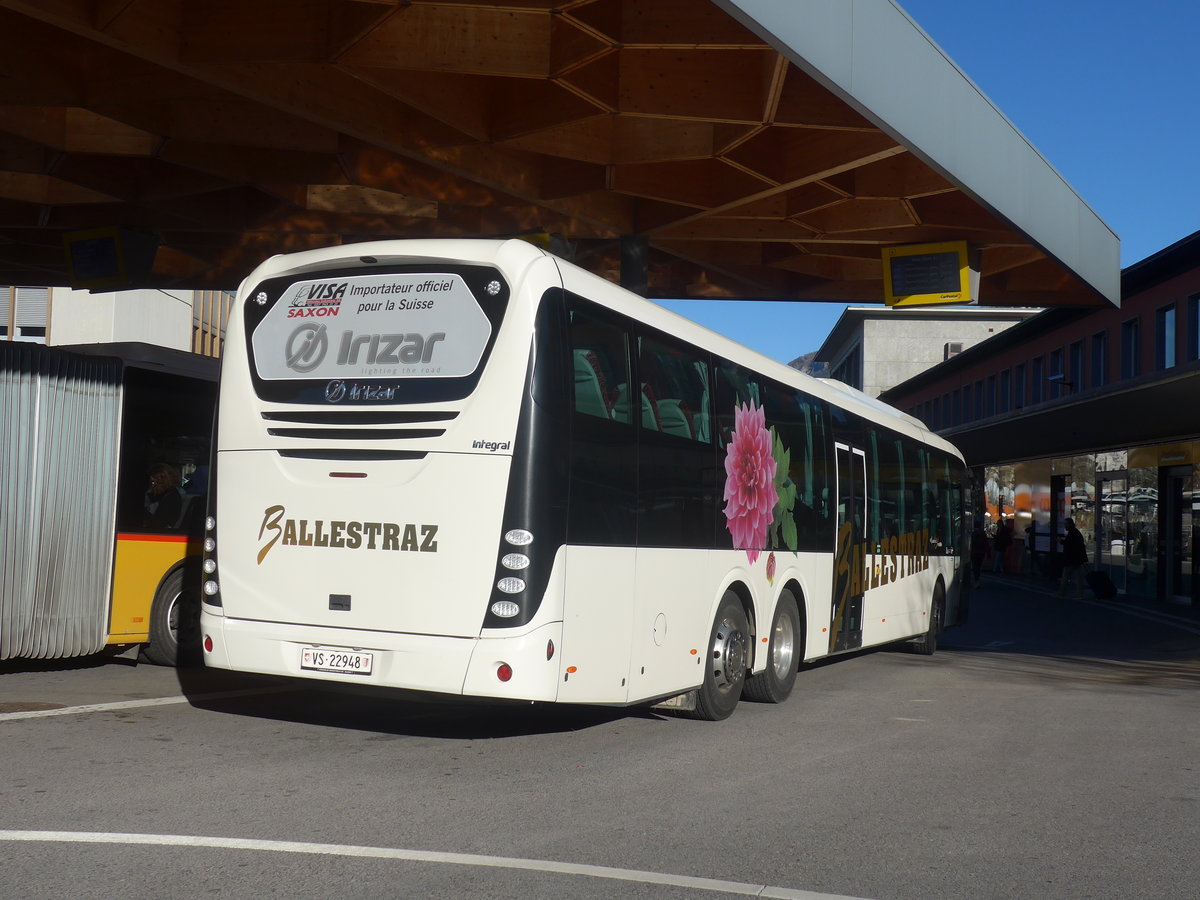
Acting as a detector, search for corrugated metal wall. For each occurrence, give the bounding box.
[1,343,122,659]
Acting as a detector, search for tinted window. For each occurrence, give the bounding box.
[566,301,636,544]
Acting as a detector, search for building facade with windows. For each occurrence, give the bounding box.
[815,306,1041,398]
[2,285,232,357]
[881,230,1200,608]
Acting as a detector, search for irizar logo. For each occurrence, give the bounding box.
[324,380,397,403]
[257,504,438,565]
[285,325,448,376]
[285,323,329,373]
[336,330,446,366]
[472,439,511,452]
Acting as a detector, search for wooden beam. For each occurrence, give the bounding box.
[501,114,717,165]
[794,197,917,234]
[647,141,906,236]
[339,4,552,77]
[0,106,158,155]
[0,171,118,204]
[617,48,779,123]
[611,158,772,210]
[568,0,764,48]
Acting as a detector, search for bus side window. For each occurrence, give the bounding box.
[568,311,630,424]
[713,359,765,447]
[638,335,711,444]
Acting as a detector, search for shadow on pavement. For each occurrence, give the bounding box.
[175,662,664,739]
[937,574,1200,688]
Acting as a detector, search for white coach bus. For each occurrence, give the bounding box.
[200,239,967,720]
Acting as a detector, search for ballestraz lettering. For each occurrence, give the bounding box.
[257,505,438,564]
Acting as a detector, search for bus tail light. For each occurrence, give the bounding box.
[202,514,222,607]
[546,639,555,661]
[496,577,524,594]
[490,600,520,618]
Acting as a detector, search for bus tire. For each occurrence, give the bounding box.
[744,589,801,703]
[141,567,199,667]
[911,585,944,656]
[690,591,749,721]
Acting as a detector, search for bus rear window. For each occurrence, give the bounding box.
[244,265,508,404]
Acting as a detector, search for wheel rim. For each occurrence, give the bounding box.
[710,612,747,693]
[165,591,182,643]
[770,611,796,680]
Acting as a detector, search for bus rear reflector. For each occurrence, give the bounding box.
[497,663,513,682]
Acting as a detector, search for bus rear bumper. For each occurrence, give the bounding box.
[200,611,562,702]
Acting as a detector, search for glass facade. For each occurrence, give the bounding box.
[974,442,1198,605]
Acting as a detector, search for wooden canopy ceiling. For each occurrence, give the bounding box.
[0,0,1105,304]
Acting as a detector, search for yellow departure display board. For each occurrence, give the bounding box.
[882,241,976,307]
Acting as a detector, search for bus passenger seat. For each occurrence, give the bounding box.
[573,349,612,419]
[656,398,694,439]
[640,383,662,431]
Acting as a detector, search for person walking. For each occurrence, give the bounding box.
[992,517,1012,574]
[1057,517,1088,599]
[969,519,989,587]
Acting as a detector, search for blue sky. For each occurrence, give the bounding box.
[657,0,1200,363]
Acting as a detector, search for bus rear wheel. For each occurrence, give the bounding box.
[691,591,749,721]
[141,567,199,667]
[744,590,800,703]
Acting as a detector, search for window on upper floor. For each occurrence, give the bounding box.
[1068,340,1084,393]
[998,369,1011,413]
[1091,331,1108,388]
[1156,304,1176,370]
[1031,357,1044,404]
[1014,363,1026,409]
[1188,293,1200,362]
[1121,318,1141,379]
[1048,348,1064,399]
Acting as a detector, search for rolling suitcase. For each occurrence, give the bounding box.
[1085,570,1117,600]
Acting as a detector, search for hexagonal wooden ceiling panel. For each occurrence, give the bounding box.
[0,0,1104,305]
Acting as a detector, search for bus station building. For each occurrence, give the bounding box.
[880,230,1200,609]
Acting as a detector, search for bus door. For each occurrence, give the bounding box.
[832,443,866,652]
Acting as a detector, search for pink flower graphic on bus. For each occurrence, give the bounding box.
[722,401,778,564]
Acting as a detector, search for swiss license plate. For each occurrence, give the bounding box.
[300,646,373,675]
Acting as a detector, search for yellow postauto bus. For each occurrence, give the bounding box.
[1,341,216,665]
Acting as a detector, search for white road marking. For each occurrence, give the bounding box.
[0,830,872,900]
[0,687,290,723]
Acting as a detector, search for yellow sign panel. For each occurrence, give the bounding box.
[882,241,975,307]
